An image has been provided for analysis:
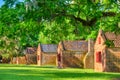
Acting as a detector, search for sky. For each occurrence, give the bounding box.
[0,0,4,7]
[0,0,24,7]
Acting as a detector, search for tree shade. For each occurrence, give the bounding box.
[0,0,119,56]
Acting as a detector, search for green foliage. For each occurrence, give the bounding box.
[105,40,114,47]
[87,31,98,40]
[18,53,25,57]
[11,53,17,57]
[1,53,9,58]
[0,0,119,56]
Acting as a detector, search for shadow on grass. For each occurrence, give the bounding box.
[0,64,56,68]
[0,64,120,80]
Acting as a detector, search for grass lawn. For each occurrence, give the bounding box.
[0,64,120,80]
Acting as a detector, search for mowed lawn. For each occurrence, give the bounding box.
[0,64,120,80]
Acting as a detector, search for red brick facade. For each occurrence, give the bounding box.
[57,40,94,68]
[25,47,37,64]
[106,48,120,72]
[94,30,120,72]
[37,44,57,66]
[12,56,26,64]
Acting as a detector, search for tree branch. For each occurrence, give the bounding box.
[102,12,116,17]
[52,12,116,26]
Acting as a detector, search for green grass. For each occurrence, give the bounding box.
[0,64,120,80]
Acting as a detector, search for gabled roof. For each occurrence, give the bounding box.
[41,44,57,53]
[99,29,106,41]
[62,40,88,52]
[113,35,120,47]
[99,30,120,47]
[26,47,37,54]
[105,32,116,40]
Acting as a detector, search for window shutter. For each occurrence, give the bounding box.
[96,52,102,63]
[98,37,101,44]
[57,53,61,62]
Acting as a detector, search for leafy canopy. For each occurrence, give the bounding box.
[0,0,119,55]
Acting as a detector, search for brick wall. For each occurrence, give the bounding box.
[12,57,17,64]
[26,54,37,64]
[18,56,26,64]
[106,48,120,72]
[37,44,42,66]
[12,56,26,64]
[94,30,120,72]
[84,39,94,69]
[41,53,56,66]
[94,31,106,72]
[62,51,86,68]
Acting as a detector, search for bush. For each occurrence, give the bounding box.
[2,57,11,63]
[105,40,114,47]
[18,53,25,57]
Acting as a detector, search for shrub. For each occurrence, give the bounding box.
[2,57,11,63]
[105,40,114,47]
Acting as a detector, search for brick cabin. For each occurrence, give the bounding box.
[37,44,57,66]
[25,47,37,64]
[94,30,120,72]
[12,56,26,64]
[57,40,94,68]
[12,48,38,64]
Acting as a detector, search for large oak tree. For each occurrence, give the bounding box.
[0,0,119,56]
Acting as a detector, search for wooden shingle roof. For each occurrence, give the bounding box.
[113,35,120,47]
[105,32,116,40]
[100,30,120,47]
[62,40,88,52]
[41,44,57,53]
[26,47,37,54]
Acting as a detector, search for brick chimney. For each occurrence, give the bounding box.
[37,43,42,66]
[84,39,94,69]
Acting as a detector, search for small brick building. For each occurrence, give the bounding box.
[94,30,120,72]
[25,47,37,64]
[12,56,26,64]
[84,39,94,69]
[37,44,57,66]
[12,47,37,65]
[57,40,94,68]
